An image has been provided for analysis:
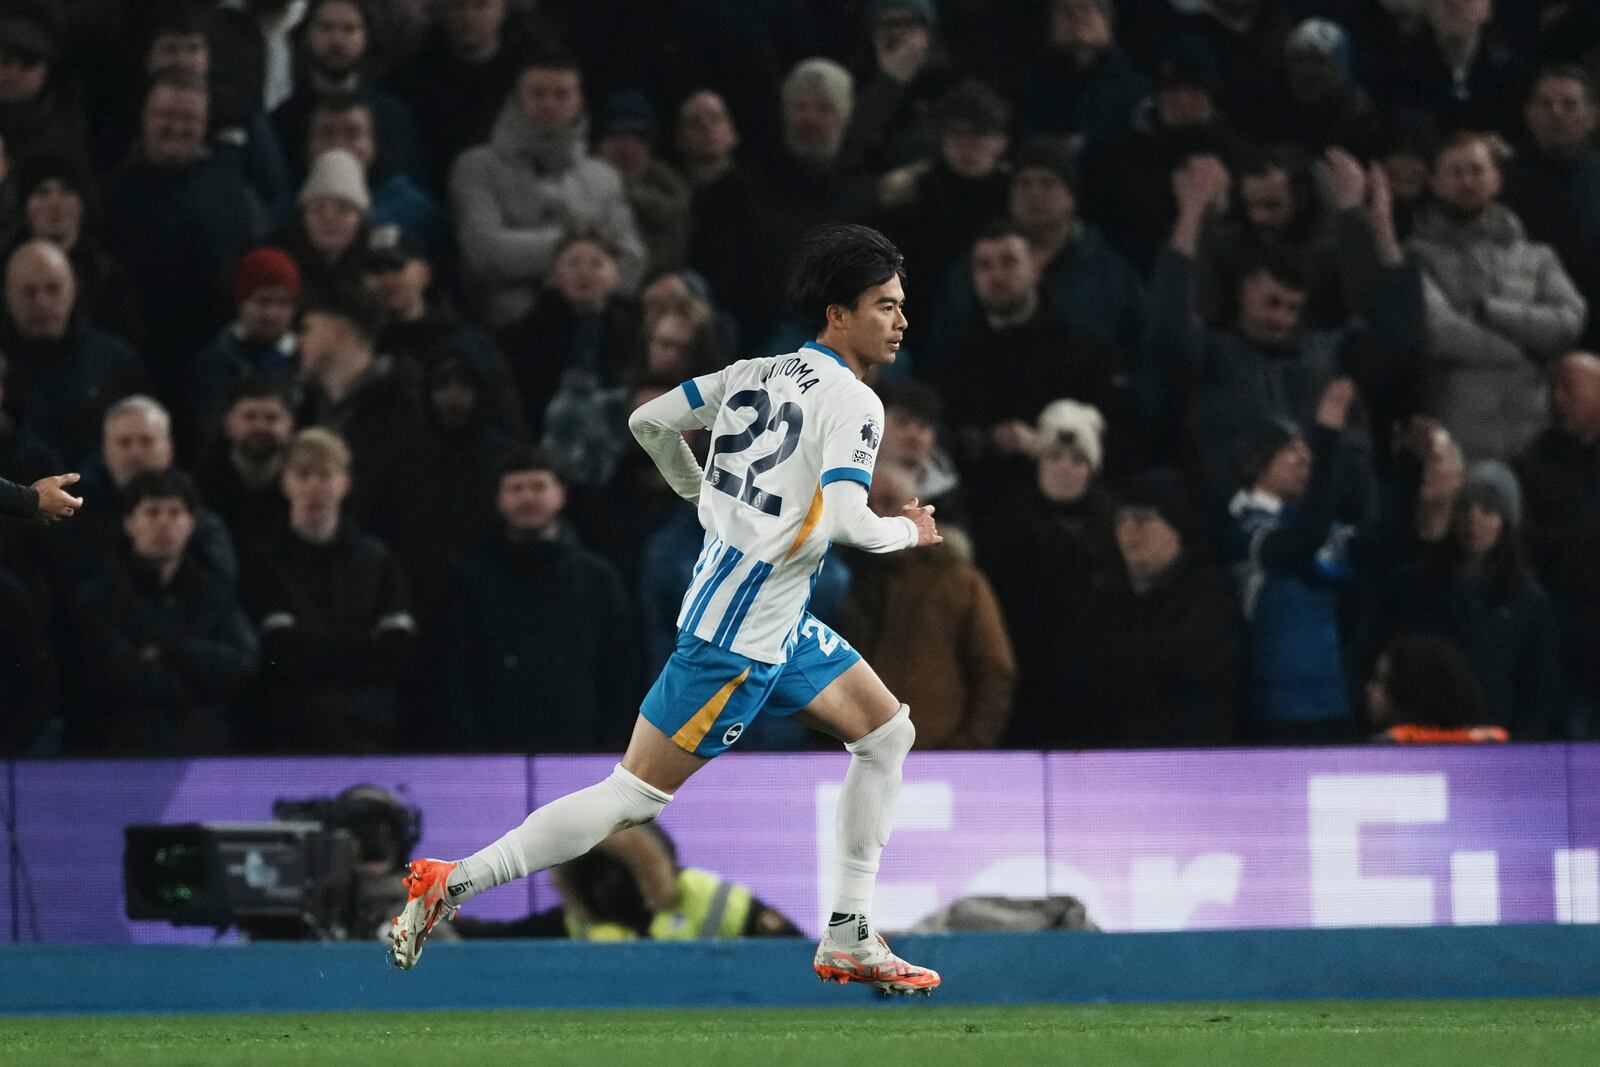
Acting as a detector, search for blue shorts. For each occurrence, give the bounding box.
[641,613,861,757]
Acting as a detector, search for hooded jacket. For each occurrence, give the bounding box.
[449,104,647,326]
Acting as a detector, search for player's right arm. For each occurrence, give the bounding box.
[628,370,730,503]
[818,389,936,553]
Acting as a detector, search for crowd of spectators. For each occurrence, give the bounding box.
[4,0,1600,757]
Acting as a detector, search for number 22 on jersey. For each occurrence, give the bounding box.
[706,388,804,516]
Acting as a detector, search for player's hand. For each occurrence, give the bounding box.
[903,497,942,547]
[32,472,82,522]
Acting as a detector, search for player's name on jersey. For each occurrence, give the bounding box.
[760,354,823,393]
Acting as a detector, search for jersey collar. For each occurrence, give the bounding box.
[802,341,849,369]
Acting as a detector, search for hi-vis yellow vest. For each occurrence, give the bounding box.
[564,868,752,941]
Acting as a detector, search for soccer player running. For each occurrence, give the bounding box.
[390,223,942,994]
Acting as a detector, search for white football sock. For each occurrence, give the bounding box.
[830,705,915,940]
[448,764,672,905]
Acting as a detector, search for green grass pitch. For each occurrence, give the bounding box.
[4,1000,1599,1066]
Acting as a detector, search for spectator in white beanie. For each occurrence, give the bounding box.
[782,58,853,164]
[276,147,372,298]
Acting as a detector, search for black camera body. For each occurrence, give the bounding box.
[123,785,422,940]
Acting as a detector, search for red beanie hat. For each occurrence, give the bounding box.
[233,247,302,306]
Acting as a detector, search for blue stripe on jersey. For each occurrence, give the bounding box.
[687,536,721,589]
[681,378,705,408]
[714,561,773,648]
[820,466,872,489]
[684,545,743,634]
[802,341,849,369]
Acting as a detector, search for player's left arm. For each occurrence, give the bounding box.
[819,389,936,552]
[628,369,729,503]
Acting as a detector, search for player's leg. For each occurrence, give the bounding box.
[391,637,767,970]
[771,618,938,994]
[389,718,686,969]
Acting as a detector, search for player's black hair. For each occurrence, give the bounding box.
[1374,634,1489,730]
[120,468,199,517]
[300,286,385,347]
[497,444,566,487]
[787,223,906,334]
[222,374,293,413]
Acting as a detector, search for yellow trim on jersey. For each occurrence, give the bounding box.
[785,485,825,560]
[671,666,752,751]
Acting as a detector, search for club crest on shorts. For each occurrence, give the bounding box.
[723,721,745,746]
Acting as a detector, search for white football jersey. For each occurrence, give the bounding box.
[675,342,890,663]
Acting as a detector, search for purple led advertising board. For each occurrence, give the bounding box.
[2,746,1593,943]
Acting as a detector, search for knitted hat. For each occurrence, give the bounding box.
[233,246,302,305]
[299,148,370,211]
[15,151,91,205]
[1286,18,1352,79]
[783,57,854,125]
[1032,398,1105,470]
[868,0,937,26]
[1053,0,1114,20]
[1460,460,1523,529]
[363,223,428,270]
[1155,35,1222,97]
[0,15,56,62]
[1116,467,1195,545]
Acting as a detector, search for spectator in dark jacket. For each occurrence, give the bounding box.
[61,394,238,591]
[1256,18,1379,158]
[1516,351,1600,733]
[1381,460,1563,738]
[385,0,532,194]
[839,0,960,175]
[675,89,777,347]
[196,376,295,554]
[361,222,524,438]
[241,427,415,753]
[1502,66,1600,351]
[0,240,147,466]
[594,89,692,279]
[940,222,1130,506]
[1375,0,1531,140]
[1017,0,1148,147]
[1081,467,1241,748]
[296,286,426,549]
[70,469,257,755]
[444,446,636,752]
[187,246,302,457]
[10,152,144,347]
[101,70,262,395]
[875,79,1011,316]
[1140,154,1418,500]
[0,4,87,168]
[979,399,1119,748]
[1226,379,1362,742]
[0,564,56,754]
[270,0,421,183]
[495,229,639,446]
